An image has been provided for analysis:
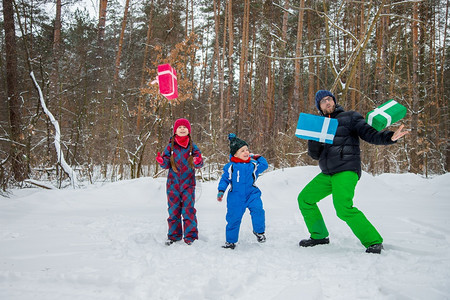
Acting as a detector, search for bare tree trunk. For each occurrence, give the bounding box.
[441,0,449,172]
[113,0,130,91]
[198,24,210,102]
[137,0,154,131]
[112,0,131,179]
[189,0,195,82]
[169,0,174,29]
[3,0,28,181]
[266,48,275,139]
[98,0,108,54]
[215,0,225,131]
[50,0,61,96]
[191,0,194,35]
[348,4,358,110]
[373,4,390,174]
[356,2,365,110]
[307,10,315,113]
[247,28,256,115]
[323,3,340,92]
[205,0,219,151]
[389,30,400,96]
[277,0,289,131]
[96,0,108,99]
[185,0,189,37]
[207,0,219,109]
[238,0,250,133]
[382,7,390,174]
[226,0,234,121]
[96,0,108,170]
[50,0,62,168]
[410,2,421,174]
[293,0,305,116]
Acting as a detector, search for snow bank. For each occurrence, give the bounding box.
[1,167,449,299]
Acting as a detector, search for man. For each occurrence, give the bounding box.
[297,90,408,254]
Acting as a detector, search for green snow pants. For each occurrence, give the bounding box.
[297,171,383,248]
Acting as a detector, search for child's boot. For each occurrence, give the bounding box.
[165,239,179,246]
[222,242,236,249]
[253,231,266,243]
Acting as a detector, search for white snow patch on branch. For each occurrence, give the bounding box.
[30,71,78,188]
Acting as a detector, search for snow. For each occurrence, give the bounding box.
[1,166,449,299]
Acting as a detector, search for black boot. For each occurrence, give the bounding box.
[299,237,330,247]
[222,242,236,249]
[253,231,266,243]
[365,243,383,254]
[165,239,179,246]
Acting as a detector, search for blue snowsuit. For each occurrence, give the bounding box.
[218,156,269,243]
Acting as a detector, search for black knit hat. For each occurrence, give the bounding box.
[228,133,248,156]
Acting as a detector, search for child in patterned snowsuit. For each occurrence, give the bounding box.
[217,133,269,249]
[156,118,203,245]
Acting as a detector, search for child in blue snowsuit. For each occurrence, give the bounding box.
[217,133,269,249]
[156,118,203,245]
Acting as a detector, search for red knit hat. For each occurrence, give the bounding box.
[173,118,191,134]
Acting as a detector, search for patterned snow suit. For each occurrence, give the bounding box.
[218,156,268,243]
[159,138,203,243]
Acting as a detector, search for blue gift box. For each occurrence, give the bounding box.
[295,113,338,144]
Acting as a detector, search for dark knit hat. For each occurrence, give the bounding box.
[228,133,248,156]
[315,90,336,112]
[173,118,191,134]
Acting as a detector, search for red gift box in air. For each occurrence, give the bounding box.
[157,64,178,100]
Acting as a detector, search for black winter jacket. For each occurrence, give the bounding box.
[308,105,396,178]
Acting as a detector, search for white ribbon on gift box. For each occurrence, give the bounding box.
[367,100,398,128]
[295,117,334,143]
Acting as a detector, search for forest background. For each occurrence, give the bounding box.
[1,0,449,189]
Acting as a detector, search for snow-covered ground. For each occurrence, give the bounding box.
[1,166,449,299]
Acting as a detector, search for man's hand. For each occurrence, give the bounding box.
[391,124,409,141]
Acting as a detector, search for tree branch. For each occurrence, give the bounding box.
[259,53,329,61]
